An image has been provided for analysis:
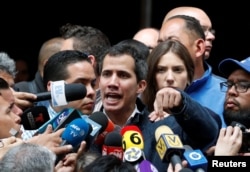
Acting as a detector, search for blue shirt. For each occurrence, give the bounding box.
[185,63,226,128]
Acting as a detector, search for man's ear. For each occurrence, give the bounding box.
[195,38,206,58]
[137,80,147,94]
[88,55,96,66]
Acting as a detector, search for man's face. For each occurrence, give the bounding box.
[0,89,22,139]
[49,61,96,115]
[223,69,250,127]
[99,55,143,115]
[159,18,196,60]
[163,8,215,59]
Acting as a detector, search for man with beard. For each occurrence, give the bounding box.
[213,57,250,155]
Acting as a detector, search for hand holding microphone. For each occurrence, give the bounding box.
[27,124,73,155]
[56,118,92,164]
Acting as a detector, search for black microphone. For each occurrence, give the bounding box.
[21,106,50,130]
[155,125,185,169]
[83,111,109,149]
[33,83,86,102]
[102,131,123,160]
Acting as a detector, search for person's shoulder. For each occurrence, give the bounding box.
[14,81,30,92]
[211,73,226,82]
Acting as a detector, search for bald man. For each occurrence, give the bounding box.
[163,6,215,59]
[133,27,159,52]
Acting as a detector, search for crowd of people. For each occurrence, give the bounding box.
[0,5,249,172]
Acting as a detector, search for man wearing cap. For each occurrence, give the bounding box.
[218,57,250,128]
[210,57,250,156]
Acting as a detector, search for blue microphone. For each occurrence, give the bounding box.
[56,118,91,164]
[183,145,207,172]
[60,118,90,147]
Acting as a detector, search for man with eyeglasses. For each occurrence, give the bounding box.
[163,6,215,59]
[218,57,250,128]
[207,57,250,156]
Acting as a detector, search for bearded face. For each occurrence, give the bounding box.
[223,107,250,129]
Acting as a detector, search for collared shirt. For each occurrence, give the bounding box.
[101,104,140,132]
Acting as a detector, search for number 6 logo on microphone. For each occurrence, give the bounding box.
[121,125,144,151]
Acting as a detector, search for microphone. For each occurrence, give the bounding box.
[21,106,50,130]
[138,160,159,172]
[102,131,123,160]
[82,111,107,147]
[56,118,91,164]
[33,82,86,102]
[35,108,79,134]
[155,125,185,168]
[60,118,91,147]
[183,145,207,172]
[120,125,144,151]
[93,113,115,145]
[53,109,83,131]
[121,125,146,168]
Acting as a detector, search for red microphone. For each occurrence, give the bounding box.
[95,118,115,145]
[102,131,123,160]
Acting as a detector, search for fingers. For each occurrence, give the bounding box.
[54,128,65,137]
[76,141,87,158]
[63,153,77,165]
[44,124,53,134]
[52,145,73,155]
[2,136,17,145]
[12,90,37,109]
[154,88,182,114]
[148,111,159,121]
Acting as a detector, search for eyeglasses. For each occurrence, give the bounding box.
[201,26,215,36]
[220,81,250,93]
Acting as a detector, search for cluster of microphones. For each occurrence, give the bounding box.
[18,82,208,172]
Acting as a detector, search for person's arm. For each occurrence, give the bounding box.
[171,90,220,151]
[148,87,220,151]
[26,124,73,155]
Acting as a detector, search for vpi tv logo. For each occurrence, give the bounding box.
[51,81,67,106]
